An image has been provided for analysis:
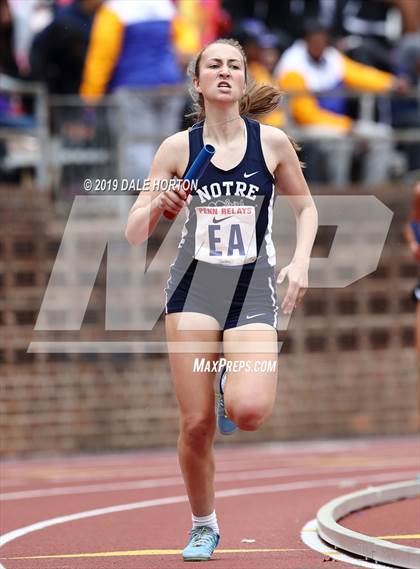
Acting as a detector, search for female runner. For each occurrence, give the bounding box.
[125,38,318,562]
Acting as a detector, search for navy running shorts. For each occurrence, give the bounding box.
[164,259,278,331]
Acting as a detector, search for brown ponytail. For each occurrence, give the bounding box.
[239,80,283,118]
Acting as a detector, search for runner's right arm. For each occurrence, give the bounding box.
[125,131,189,246]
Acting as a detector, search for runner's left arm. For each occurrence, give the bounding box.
[273,129,318,266]
[268,128,318,313]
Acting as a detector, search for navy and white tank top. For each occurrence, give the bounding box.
[174,116,276,271]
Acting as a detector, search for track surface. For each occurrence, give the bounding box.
[341,496,420,548]
[1,436,419,569]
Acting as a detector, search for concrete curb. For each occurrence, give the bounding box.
[317,479,420,569]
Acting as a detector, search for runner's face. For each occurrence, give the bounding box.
[195,44,246,104]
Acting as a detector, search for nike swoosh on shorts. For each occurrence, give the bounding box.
[246,313,266,319]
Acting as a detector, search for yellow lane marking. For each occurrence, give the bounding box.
[377,534,420,540]
[3,548,307,560]
[4,534,418,560]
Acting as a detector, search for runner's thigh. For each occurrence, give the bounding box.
[165,312,222,422]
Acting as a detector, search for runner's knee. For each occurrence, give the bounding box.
[228,401,272,431]
[179,414,216,450]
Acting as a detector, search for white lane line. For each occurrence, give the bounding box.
[301,518,398,568]
[1,465,418,501]
[0,471,415,553]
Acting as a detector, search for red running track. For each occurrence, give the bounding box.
[341,496,420,549]
[1,436,419,569]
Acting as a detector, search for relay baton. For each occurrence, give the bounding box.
[163,144,215,220]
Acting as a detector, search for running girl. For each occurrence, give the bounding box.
[125,38,318,562]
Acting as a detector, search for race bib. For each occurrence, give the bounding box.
[194,206,257,266]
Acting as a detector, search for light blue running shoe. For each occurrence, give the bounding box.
[182,525,220,561]
[216,366,237,435]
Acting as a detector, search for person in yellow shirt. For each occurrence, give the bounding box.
[275,20,408,186]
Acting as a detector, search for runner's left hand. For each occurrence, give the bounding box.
[276,259,309,314]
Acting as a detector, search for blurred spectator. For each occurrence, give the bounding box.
[403,182,420,360]
[0,0,15,163]
[333,0,419,72]
[80,0,185,182]
[222,1,417,70]
[391,32,420,172]
[275,19,408,186]
[264,0,338,44]
[30,0,102,94]
[233,22,284,128]
[8,0,53,74]
[259,32,283,75]
[222,0,339,48]
[55,0,75,7]
[175,0,232,130]
[0,0,38,182]
[80,0,184,96]
[395,0,420,34]
[221,0,263,24]
[0,0,35,131]
[173,0,231,69]
[0,0,19,78]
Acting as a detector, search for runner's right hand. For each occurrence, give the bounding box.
[156,180,188,217]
